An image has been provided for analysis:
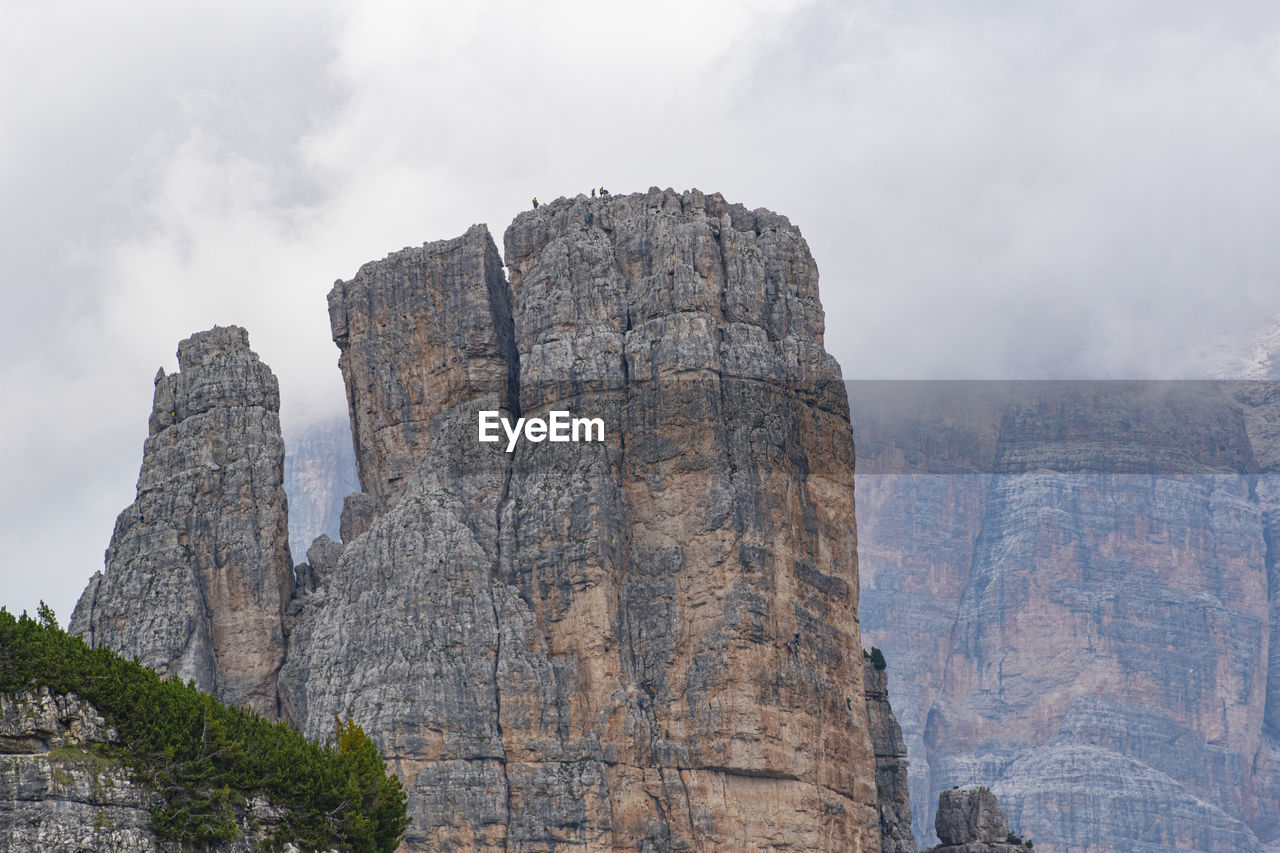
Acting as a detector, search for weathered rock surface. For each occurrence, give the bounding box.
[0,689,284,852]
[854,381,1280,851]
[327,223,517,516]
[69,326,293,717]
[933,786,1007,845]
[866,655,917,853]
[923,785,1023,852]
[281,189,878,851]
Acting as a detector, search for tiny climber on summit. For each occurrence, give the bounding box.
[532,197,539,209]
[591,187,596,198]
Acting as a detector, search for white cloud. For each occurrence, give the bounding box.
[3,0,1280,621]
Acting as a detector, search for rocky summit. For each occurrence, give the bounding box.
[70,326,294,718]
[69,189,887,852]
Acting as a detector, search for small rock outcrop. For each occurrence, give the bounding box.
[933,786,1009,846]
[925,786,1025,852]
[70,326,294,717]
[1,689,158,851]
[866,654,917,853]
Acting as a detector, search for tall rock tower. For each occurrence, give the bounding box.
[280,189,879,851]
[70,326,294,717]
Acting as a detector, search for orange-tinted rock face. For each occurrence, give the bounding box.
[281,189,880,851]
[855,381,1280,852]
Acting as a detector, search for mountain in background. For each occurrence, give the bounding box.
[853,380,1280,852]
[283,414,357,564]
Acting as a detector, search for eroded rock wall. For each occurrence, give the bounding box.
[855,382,1278,851]
[70,326,293,717]
[282,189,879,851]
[327,223,517,517]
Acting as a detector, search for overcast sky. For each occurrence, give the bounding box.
[4,0,1280,623]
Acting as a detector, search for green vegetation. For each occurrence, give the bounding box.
[869,646,887,671]
[0,605,409,852]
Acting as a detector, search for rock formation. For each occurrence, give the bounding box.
[280,189,879,851]
[866,654,917,853]
[0,689,286,852]
[854,380,1280,851]
[327,224,517,518]
[924,786,1024,852]
[70,326,293,717]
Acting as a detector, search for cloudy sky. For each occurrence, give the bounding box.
[3,0,1280,622]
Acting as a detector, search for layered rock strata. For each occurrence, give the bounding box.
[0,689,283,852]
[70,326,293,717]
[854,381,1280,851]
[281,189,878,851]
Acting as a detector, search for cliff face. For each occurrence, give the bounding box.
[0,689,155,852]
[280,189,878,851]
[327,224,517,520]
[0,689,284,852]
[70,326,293,717]
[854,381,1280,851]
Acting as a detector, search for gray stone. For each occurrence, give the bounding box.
[866,657,917,853]
[934,786,1008,845]
[327,223,517,517]
[280,189,879,851]
[69,326,293,717]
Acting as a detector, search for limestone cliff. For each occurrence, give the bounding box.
[327,224,517,520]
[280,189,878,851]
[854,381,1280,851]
[70,326,294,717]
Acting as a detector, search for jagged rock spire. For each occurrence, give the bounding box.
[70,326,293,717]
